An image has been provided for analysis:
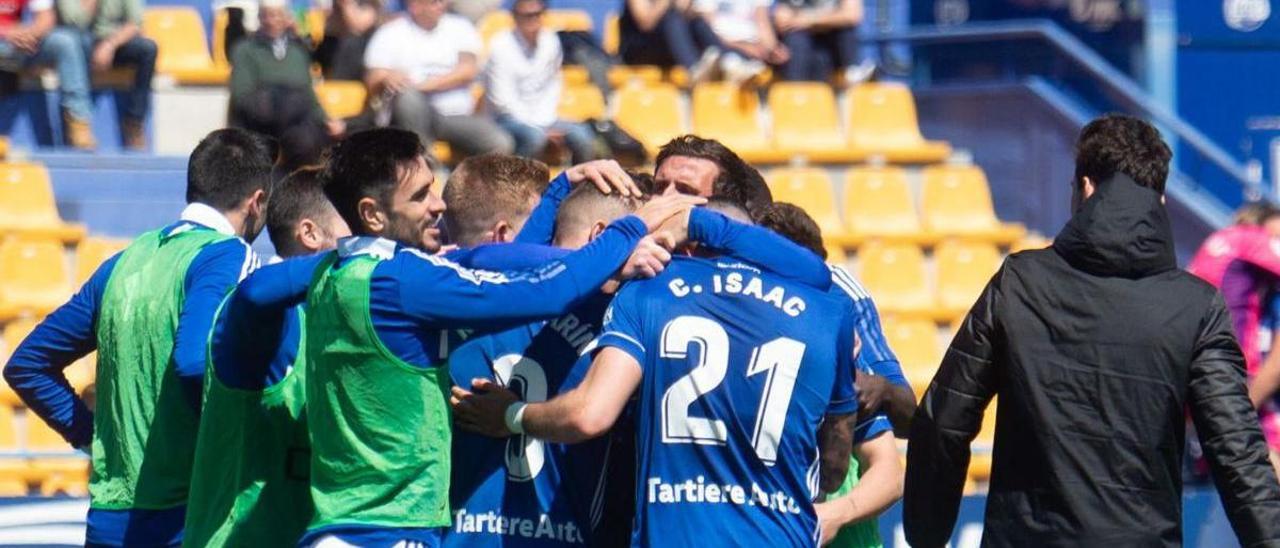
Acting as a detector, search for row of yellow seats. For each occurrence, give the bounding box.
[857,240,1002,321]
[769,164,1026,247]
[0,235,127,323]
[602,81,951,164]
[0,407,88,496]
[0,162,85,244]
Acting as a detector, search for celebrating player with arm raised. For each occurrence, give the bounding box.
[454,216,862,546]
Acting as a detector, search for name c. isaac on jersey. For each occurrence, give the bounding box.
[665,262,808,318]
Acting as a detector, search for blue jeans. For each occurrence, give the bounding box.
[496,116,597,164]
[0,28,91,119]
[47,27,156,122]
[780,26,861,81]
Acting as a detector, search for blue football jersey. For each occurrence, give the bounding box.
[597,257,859,547]
[446,294,616,548]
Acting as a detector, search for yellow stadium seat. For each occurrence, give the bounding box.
[609,65,665,88]
[0,405,16,451]
[0,163,87,243]
[0,238,71,321]
[767,169,845,242]
[935,241,1002,318]
[480,9,592,47]
[432,142,453,166]
[847,82,951,163]
[0,460,27,496]
[691,83,777,163]
[558,84,606,122]
[769,82,855,162]
[314,80,367,120]
[143,7,230,85]
[24,415,88,496]
[560,65,590,86]
[1010,234,1052,253]
[212,8,229,69]
[305,8,327,46]
[64,357,95,394]
[883,317,943,375]
[614,83,685,155]
[843,167,929,245]
[921,165,1025,244]
[75,237,127,285]
[857,241,933,316]
[825,243,847,266]
[969,399,998,482]
[603,13,619,55]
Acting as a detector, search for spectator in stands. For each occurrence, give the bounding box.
[448,0,500,24]
[230,0,343,170]
[314,0,384,80]
[774,0,875,83]
[54,0,156,150]
[441,153,548,247]
[904,114,1280,546]
[652,134,772,219]
[617,0,722,83]
[485,0,598,164]
[694,0,788,84]
[0,0,95,148]
[363,0,513,159]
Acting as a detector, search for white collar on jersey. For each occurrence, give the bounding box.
[178,202,237,236]
[337,236,398,260]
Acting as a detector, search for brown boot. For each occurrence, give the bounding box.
[122,119,146,151]
[62,111,96,150]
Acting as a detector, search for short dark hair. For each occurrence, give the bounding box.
[320,128,426,235]
[1074,114,1172,194]
[656,135,773,219]
[443,154,549,247]
[704,197,752,224]
[759,202,827,260]
[627,170,656,196]
[186,128,279,210]
[554,183,644,243]
[268,167,338,255]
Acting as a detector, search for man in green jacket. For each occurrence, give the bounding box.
[230,0,344,169]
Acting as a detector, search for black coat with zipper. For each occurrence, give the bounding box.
[903,174,1280,547]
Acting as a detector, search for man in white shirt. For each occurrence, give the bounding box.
[485,0,597,164]
[363,0,513,159]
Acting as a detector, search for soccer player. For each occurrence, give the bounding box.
[453,242,862,546]
[446,186,838,548]
[442,154,551,247]
[758,202,904,547]
[184,167,350,547]
[220,128,701,547]
[3,129,277,547]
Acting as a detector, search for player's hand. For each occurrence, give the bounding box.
[450,378,520,438]
[634,193,706,233]
[565,159,641,197]
[813,499,850,546]
[620,235,673,279]
[856,373,889,414]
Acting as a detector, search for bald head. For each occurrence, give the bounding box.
[553,184,645,249]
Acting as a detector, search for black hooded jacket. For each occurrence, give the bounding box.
[903,174,1280,547]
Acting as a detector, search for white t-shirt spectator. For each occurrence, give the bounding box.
[696,0,769,43]
[484,28,561,128]
[364,14,482,116]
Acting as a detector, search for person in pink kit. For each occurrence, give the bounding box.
[1189,202,1280,469]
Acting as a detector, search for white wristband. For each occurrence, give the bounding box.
[504,402,528,435]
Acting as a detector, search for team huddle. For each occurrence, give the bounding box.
[4,127,909,547]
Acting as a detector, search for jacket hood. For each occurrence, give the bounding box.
[1053,173,1177,278]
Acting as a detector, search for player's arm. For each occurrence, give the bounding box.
[404,195,701,329]
[2,254,120,449]
[816,412,856,494]
[815,430,903,545]
[517,161,644,245]
[688,208,832,290]
[171,239,257,412]
[1187,293,1280,544]
[452,346,641,443]
[904,265,1003,548]
[449,242,571,271]
[837,276,915,434]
